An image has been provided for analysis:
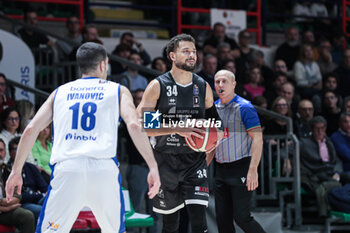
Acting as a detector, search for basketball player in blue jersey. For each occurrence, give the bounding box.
[5,42,160,233]
[137,34,223,233]
[207,70,266,233]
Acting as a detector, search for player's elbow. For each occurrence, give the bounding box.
[22,124,39,138]
[127,120,141,133]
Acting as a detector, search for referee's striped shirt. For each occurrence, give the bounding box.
[215,94,261,163]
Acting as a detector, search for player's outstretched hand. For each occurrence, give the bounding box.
[5,171,23,203]
[147,167,161,199]
[177,127,205,146]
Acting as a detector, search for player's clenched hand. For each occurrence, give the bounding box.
[246,167,259,191]
[147,167,161,199]
[5,171,23,203]
[177,127,204,146]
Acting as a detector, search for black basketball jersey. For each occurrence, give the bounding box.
[154,71,206,154]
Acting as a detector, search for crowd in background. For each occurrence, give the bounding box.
[1,6,350,232]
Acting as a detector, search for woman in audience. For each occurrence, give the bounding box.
[16,99,35,132]
[32,125,52,183]
[0,107,35,164]
[151,57,167,73]
[264,96,293,175]
[243,67,265,100]
[294,43,322,99]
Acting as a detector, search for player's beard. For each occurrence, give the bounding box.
[175,60,196,72]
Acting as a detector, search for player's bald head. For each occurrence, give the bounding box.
[215,70,236,82]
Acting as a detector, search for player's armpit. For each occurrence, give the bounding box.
[136,79,160,117]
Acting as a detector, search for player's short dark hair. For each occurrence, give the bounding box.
[165,34,195,61]
[9,136,20,152]
[76,42,107,75]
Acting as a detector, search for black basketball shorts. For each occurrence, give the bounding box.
[152,151,209,214]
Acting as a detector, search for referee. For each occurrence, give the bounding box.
[207,70,266,233]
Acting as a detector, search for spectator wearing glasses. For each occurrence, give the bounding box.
[56,16,82,60]
[294,99,314,138]
[0,107,22,162]
[264,96,293,176]
[0,74,15,115]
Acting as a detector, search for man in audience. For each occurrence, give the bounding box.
[119,32,151,66]
[7,137,48,221]
[18,9,55,50]
[264,72,287,105]
[56,16,82,59]
[198,54,218,92]
[317,39,338,76]
[294,100,314,138]
[343,96,350,113]
[0,138,35,233]
[300,116,350,216]
[274,27,300,71]
[203,22,240,58]
[216,42,233,68]
[334,49,350,97]
[280,82,298,114]
[273,60,288,74]
[331,113,350,173]
[110,44,132,75]
[322,90,341,136]
[120,52,148,91]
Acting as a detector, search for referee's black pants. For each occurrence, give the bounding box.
[214,158,266,233]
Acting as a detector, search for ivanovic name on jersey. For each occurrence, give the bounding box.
[66,86,105,101]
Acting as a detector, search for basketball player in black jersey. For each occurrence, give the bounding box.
[137,34,223,233]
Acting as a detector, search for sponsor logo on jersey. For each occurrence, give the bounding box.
[241,177,246,184]
[65,133,97,141]
[168,97,176,106]
[193,84,199,95]
[195,186,209,193]
[193,96,200,107]
[143,110,161,129]
[47,222,60,231]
